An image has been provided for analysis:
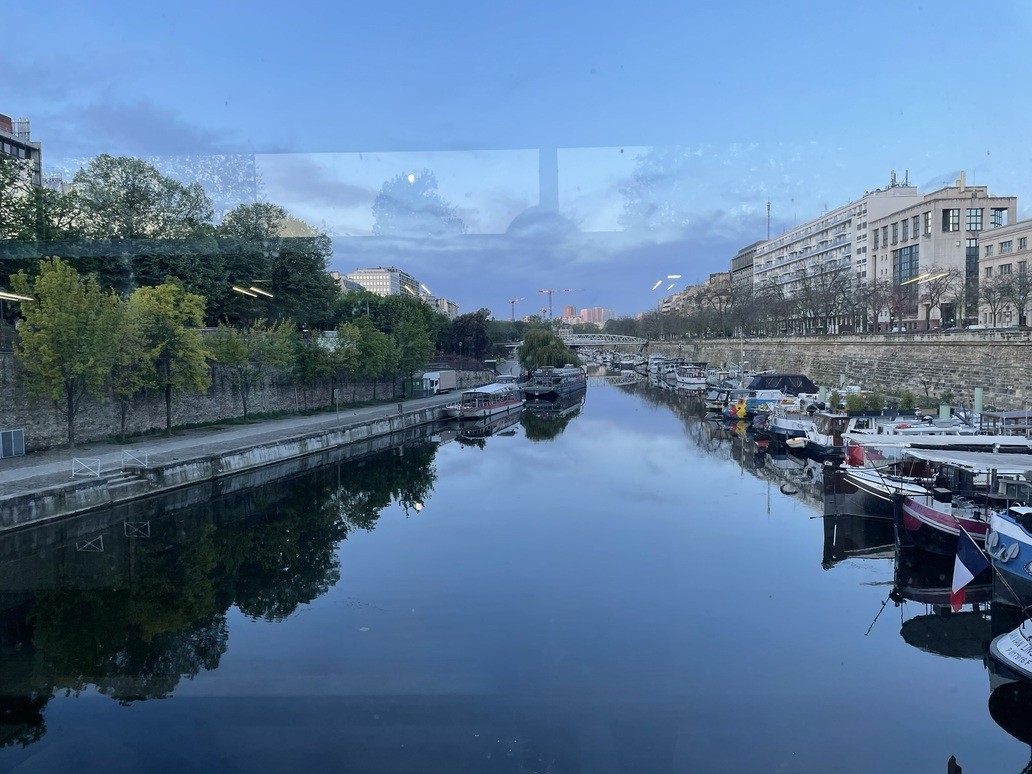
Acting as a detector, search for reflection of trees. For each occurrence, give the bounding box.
[521,394,586,441]
[0,440,440,742]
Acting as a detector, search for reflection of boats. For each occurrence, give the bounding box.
[891,545,992,660]
[821,512,895,570]
[521,366,587,402]
[443,382,524,420]
[458,405,524,440]
[521,389,586,441]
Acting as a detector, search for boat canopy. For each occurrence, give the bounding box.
[461,383,517,397]
[845,434,1032,451]
[745,373,817,395]
[900,448,1032,474]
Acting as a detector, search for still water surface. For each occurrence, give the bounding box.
[1,379,1026,772]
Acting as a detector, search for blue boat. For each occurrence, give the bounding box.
[988,505,1032,607]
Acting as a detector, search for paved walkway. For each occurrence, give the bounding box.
[0,393,458,498]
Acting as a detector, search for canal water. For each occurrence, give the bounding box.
[1,378,1027,772]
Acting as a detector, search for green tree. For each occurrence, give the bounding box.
[449,308,493,360]
[389,309,435,391]
[208,319,295,419]
[357,319,391,399]
[129,281,212,434]
[108,300,158,441]
[330,321,365,402]
[12,258,120,446]
[517,327,579,373]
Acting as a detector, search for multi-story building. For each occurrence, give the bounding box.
[0,113,41,188]
[344,266,422,298]
[975,218,1032,327]
[751,177,924,322]
[868,176,1017,330]
[579,307,615,325]
[661,272,731,315]
[730,240,762,294]
[432,297,459,319]
[329,271,366,293]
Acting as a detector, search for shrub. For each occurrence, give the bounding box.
[845,393,866,413]
[829,390,841,409]
[940,390,955,405]
[899,391,915,411]
[865,393,885,412]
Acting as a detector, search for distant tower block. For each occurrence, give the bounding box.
[539,147,559,211]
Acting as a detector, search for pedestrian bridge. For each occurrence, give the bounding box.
[559,333,646,347]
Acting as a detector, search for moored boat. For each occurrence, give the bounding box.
[443,382,524,420]
[521,365,587,402]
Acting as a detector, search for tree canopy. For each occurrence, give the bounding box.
[371,169,466,238]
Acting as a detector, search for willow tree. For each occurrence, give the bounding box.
[12,258,120,446]
[517,328,579,374]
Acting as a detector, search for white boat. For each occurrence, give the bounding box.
[443,382,524,420]
[990,620,1032,681]
[674,362,708,390]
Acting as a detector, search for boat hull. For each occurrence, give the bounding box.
[899,496,989,555]
[988,512,1032,607]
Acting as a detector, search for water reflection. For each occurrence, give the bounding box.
[0,440,439,748]
[521,389,587,441]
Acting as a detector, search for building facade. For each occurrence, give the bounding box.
[751,178,924,309]
[975,218,1032,327]
[0,114,41,188]
[344,266,422,298]
[867,177,1017,330]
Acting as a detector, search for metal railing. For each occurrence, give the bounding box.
[71,458,101,478]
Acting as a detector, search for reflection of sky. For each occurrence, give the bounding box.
[1,383,1008,771]
[10,2,1032,318]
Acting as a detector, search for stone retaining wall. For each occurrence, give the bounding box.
[0,353,492,452]
[648,330,1032,408]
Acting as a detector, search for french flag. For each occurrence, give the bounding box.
[951,527,990,612]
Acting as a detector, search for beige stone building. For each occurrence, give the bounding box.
[975,218,1032,327]
[867,176,1017,330]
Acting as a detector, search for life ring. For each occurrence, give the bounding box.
[780,483,799,495]
[895,423,910,429]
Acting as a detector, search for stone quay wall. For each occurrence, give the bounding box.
[648,330,1032,408]
[0,353,492,452]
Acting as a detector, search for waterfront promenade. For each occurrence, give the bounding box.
[0,392,458,522]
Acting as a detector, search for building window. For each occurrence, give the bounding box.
[1001,240,1014,254]
[985,244,994,257]
[1001,263,1013,275]
[1021,237,1028,250]
[991,208,1008,228]
[882,225,889,245]
[892,244,920,284]
[966,239,979,278]
[924,211,932,236]
[985,267,994,278]
[1020,261,1027,274]
[873,230,879,249]
[967,208,983,231]
[942,209,960,232]
[902,219,909,241]
[891,223,899,244]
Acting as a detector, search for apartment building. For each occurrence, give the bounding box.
[752,177,923,303]
[867,176,1017,330]
[975,218,1032,327]
[344,266,422,298]
[0,113,42,188]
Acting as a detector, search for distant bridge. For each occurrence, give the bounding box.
[559,333,646,347]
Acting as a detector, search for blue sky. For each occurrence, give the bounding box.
[7,0,1032,317]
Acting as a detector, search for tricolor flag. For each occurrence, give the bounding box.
[951,527,990,612]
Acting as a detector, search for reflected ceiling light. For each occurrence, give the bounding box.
[666,283,676,290]
[413,502,424,512]
[232,285,258,297]
[407,173,416,184]
[667,274,682,279]
[651,280,663,291]
[420,283,432,295]
[248,286,274,298]
[0,289,33,301]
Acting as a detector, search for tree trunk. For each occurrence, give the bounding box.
[164,382,173,436]
[121,401,128,442]
[65,384,75,448]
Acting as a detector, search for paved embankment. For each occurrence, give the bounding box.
[0,394,458,532]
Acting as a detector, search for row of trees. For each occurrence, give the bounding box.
[12,259,454,445]
[607,264,1032,340]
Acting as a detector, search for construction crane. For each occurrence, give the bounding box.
[538,288,581,319]
[508,297,525,323]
